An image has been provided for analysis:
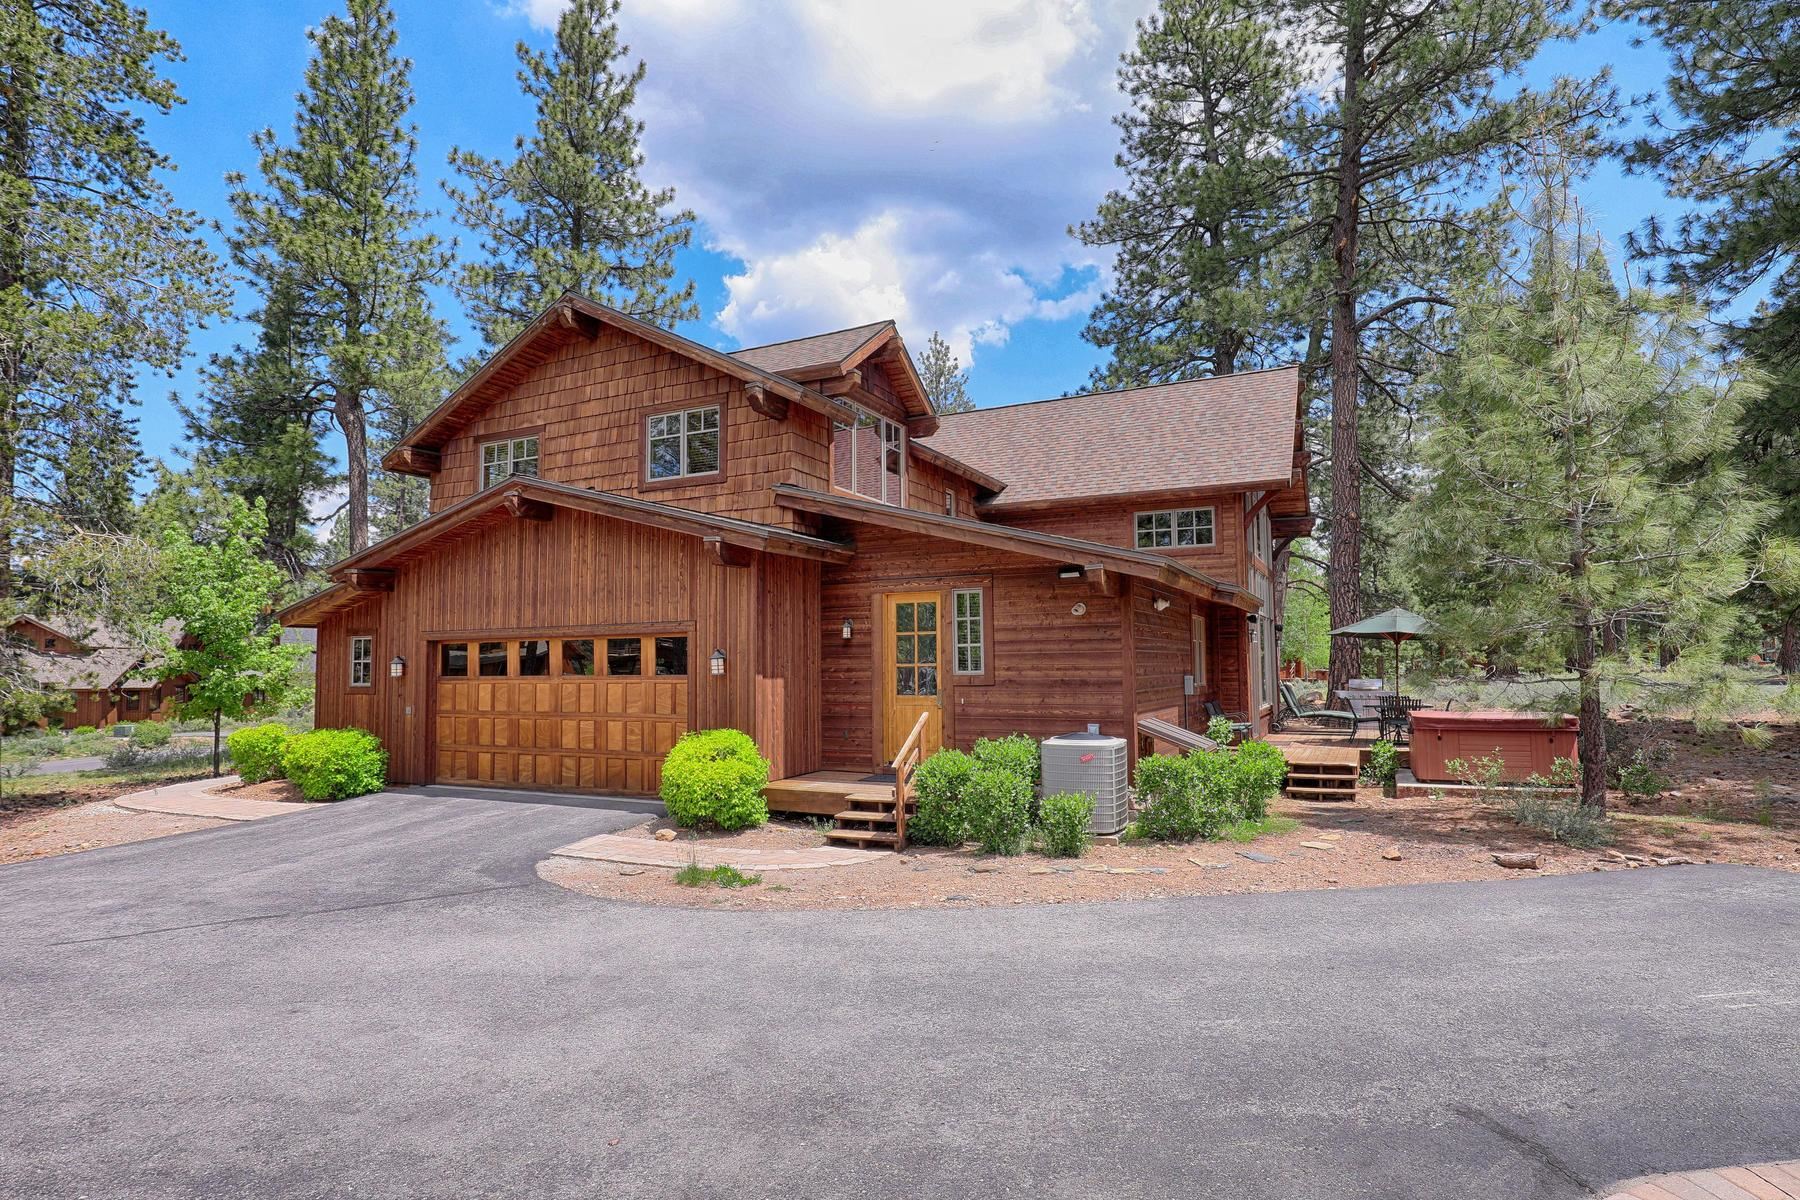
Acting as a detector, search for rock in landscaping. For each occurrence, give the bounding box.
[943,894,975,902]
[1602,849,1627,863]
[1107,867,1138,875]
[969,863,1000,874]
[653,829,678,842]
[1380,846,1403,861]
[1653,855,1695,866]
[1028,866,1053,875]
[1238,850,1279,864]
[1299,840,1336,851]
[618,867,644,876]
[1623,853,1648,863]
[1492,851,1541,870]
[1202,862,1232,871]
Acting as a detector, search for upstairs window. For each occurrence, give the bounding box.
[831,407,903,506]
[481,436,539,489]
[646,405,721,480]
[1135,507,1215,549]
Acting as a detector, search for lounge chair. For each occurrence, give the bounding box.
[1201,699,1253,741]
[1279,682,1357,732]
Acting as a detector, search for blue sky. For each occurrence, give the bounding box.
[133,0,1691,480]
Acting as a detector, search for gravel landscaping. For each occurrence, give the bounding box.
[0,776,305,864]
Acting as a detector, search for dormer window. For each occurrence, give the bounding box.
[481,436,539,489]
[832,407,904,506]
[646,405,721,481]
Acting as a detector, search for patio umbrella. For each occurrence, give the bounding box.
[1328,607,1433,697]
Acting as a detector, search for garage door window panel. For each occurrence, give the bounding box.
[478,642,508,676]
[561,639,595,676]
[518,639,551,676]
[606,637,642,676]
[655,636,688,677]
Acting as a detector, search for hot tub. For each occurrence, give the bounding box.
[1409,710,1578,783]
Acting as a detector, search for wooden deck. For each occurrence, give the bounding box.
[764,770,897,817]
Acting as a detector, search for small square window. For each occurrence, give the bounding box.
[477,641,508,676]
[350,635,374,687]
[561,639,595,676]
[517,639,550,677]
[481,436,540,489]
[654,636,688,676]
[606,637,642,676]
[440,643,469,677]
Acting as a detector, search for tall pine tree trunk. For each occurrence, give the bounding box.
[337,391,370,553]
[1780,614,1798,675]
[1325,26,1367,696]
[1574,618,1607,809]
[0,37,32,604]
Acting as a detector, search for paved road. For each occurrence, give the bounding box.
[1,791,1796,1199]
[18,754,108,775]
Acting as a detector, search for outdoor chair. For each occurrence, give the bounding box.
[1377,694,1428,743]
[1279,681,1357,732]
[1201,699,1252,742]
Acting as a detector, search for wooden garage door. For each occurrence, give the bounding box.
[433,634,689,794]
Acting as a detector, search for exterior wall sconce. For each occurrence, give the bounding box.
[1152,597,1171,612]
[1058,565,1083,580]
[841,618,854,640]
[389,656,406,678]
[709,649,727,677]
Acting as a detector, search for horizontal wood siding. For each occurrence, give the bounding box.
[312,508,799,789]
[1132,586,1193,722]
[428,323,831,526]
[818,526,1128,769]
[991,491,1248,585]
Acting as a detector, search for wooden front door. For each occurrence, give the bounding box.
[882,592,943,762]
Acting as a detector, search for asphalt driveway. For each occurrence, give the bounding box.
[1,790,1796,1199]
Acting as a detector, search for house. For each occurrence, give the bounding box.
[277,293,1312,810]
[4,615,189,729]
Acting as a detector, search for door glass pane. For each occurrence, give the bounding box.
[517,639,550,676]
[917,601,936,629]
[561,639,595,676]
[917,666,938,696]
[478,642,508,676]
[654,636,688,676]
[606,637,642,676]
[895,635,914,665]
[894,602,914,633]
[440,643,468,677]
[895,666,916,695]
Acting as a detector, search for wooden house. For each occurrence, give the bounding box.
[278,294,1312,809]
[5,615,189,729]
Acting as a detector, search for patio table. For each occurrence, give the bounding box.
[1334,689,1392,721]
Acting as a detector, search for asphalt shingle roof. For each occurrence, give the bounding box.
[918,367,1302,507]
[729,321,892,376]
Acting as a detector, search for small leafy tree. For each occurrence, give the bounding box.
[154,498,311,775]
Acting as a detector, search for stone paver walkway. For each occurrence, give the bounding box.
[114,775,312,823]
[551,831,887,871]
[1604,1161,1800,1200]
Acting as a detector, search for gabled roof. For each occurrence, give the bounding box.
[277,479,856,628]
[6,616,183,692]
[729,321,893,377]
[381,294,859,474]
[772,485,1257,611]
[917,366,1305,511]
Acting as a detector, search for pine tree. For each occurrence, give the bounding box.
[1407,154,1767,808]
[447,0,695,348]
[916,333,973,414]
[224,0,452,556]
[1075,0,1310,384]
[0,1,227,597]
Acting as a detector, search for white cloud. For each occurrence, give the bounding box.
[507,0,1150,375]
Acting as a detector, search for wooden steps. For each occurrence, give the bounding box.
[1282,745,1361,803]
[825,789,911,849]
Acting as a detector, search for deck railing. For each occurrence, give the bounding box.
[890,711,931,851]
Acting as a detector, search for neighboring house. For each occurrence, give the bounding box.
[278,293,1312,800]
[5,615,189,729]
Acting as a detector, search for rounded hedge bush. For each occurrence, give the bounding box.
[280,728,387,801]
[907,748,978,846]
[1133,752,1233,841]
[1036,790,1094,857]
[130,721,173,748]
[972,733,1040,789]
[1231,740,1288,819]
[660,729,770,830]
[964,765,1032,855]
[228,722,293,784]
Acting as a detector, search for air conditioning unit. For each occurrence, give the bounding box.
[1039,731,1130,835]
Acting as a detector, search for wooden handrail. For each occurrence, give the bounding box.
[889,710,931,851]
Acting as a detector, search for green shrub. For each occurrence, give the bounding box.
[972,733,1040,789]
[1132,753,1234,841]
[1036,791,1093,857]
[71,725,97,735]
[659,729,770,830]
[673,863,762,888]
[130,721,173,748]
[964,765,1033,855]
[280,728,387,801]
[228,723,293,783]
[908,748,978,846]
[103,740,216,772]
[1363,739,1399,787]
[1228,740,1288,819]
[1507,790,1613,848]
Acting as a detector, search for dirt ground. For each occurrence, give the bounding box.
[543,719,1800,911]
[0,776,302,865]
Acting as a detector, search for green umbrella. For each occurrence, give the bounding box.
[1329,607,1433,697]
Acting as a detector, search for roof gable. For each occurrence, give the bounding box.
[729,322,893,377]
[917,366,1304,510]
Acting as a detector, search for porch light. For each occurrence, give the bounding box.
[709,648,727,677]
[841,618,854,640]
[389,655,406,678]
[1153,597,1171,612]
[1058,565,1083,580]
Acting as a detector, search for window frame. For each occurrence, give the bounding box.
[1133,506,1217,550]
[830,402,906,507]
[479,433,541,490]
[1192,613,1208,688]
[950,587,988,680]
[349,634,374,688]
[642,403,724,486]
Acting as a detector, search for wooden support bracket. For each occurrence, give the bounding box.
[705,536,754,568]
[744,381,789,421]
[343,568,396,592]
[818,370,862,398]
[1084,564,1119,597]
[554,302,601,339]
[502,494,554,522]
